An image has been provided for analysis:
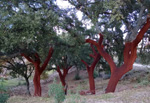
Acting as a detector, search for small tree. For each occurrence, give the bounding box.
[21,47,53,96]
[0,56,34,95]
[56,63,72,95]
[49,79,65,103]
[81,44,101,94]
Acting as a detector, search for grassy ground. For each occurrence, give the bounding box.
[0,78,25,87]
[7,86,150,103]
[5,65,150,103]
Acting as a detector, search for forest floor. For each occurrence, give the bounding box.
[7,63,150,103]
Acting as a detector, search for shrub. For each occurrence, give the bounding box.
[74,73,81,80]
[0,79,9,103]
[48,79,65,103]
[41,71,49,80]
[93,70,99,79]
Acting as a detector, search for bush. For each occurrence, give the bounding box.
[48,79,65,103]
[0,79,9,103]
[93,70,99,79]
[41,71,49,80]
[137,74,150,86]
[74,73,81,80]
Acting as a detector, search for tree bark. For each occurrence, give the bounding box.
[86,18,150,93]
[21,47,53,96]
[88,70,95,94]
[105,66,126,92]
[81,44,101,94]
[25,77,31,96]
[56,66,71,95]
[33,68,41,96]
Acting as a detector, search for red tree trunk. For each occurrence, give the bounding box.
[81,44,101,94]
[33,69,41,96]
[56,66,72,95]
[88,70,95,94]
[21,47,53,96]
[105,42,137,93]
[105,66,128,92]
[86,18,150,93]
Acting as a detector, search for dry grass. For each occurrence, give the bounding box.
[7,96,54,103]
[7,65,150,103]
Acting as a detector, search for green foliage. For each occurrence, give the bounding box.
[139,79,150,86]
[48,79,65,103]
[0,78,25,87]
[74,72,81,80]
[138,51,150,65]
[0,56,33,84]
[136,73,150,86]
[93,70,99,79]
[103,0,124,23]
[40,71,49,80]
[0,79,9,103]
[0,0,60,62]
[74,74,81,80]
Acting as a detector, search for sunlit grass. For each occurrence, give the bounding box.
[0,78,26,88]
[7,96,53,103]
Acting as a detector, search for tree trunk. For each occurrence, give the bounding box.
[56,66,71,95]
[21,47,53,96]
[86,18,150,93]
[105,64,133,93]
[105,71,121,93]
[25,77,31,96]
[59,76,68,95]
[59,76,66,87]
[88,70,95,94]
[81,44,101,95]
[33,70,41,96]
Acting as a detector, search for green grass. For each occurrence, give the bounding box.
[91,93,115,100]
[47,70,55,75]
[0,78,26,88]
[7,96,53,103]
[8,93,87,103]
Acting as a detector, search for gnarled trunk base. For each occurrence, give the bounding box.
[33,71,41,96]
[88,71,95,94]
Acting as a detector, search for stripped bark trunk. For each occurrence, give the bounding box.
[21,47,53,96]
[56,66,72,95]
[33,68,41,96]
[81,44,101,94]
[88,70,95,94]
[86,18,150,93]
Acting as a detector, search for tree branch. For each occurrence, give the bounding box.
[133,18,150,47]
[125,7,147,42]
[90,44,97,55]
[34,53,41,63]
[28,66,34,78]
[0,52,20,60]
[86,35,117,73]
[21,53,34,63]
[0,65,11,69]
[89,54,95,59]
[56,66,63,77]
[40,47,53,74]
[98,33,104,45]
[81,59,90,69]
